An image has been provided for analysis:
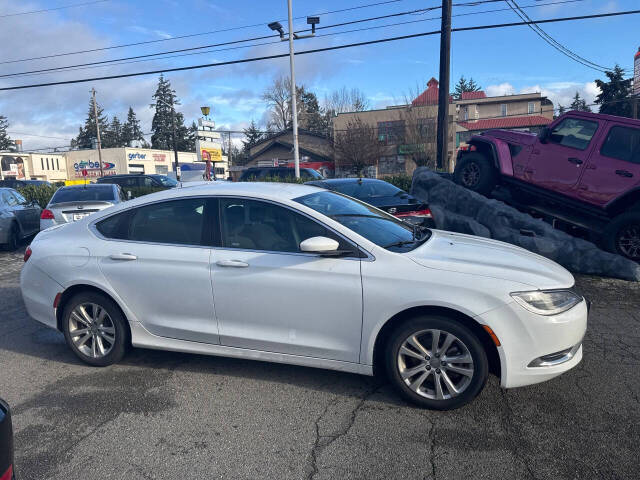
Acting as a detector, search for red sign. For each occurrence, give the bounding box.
[82,168,88,177]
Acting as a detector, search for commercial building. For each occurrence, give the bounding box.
[25,153,67,183]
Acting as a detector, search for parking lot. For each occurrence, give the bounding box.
[1,246,639,480]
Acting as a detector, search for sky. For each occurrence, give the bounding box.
[0,0,638,151]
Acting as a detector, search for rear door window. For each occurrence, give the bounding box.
[600,126,640,164]
[548,118,599,150]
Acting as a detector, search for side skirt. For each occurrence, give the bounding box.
[130,321,374,376]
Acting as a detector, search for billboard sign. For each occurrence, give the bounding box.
[197,138,223,163]
[72,160,116,178]
[634,47,640,96]
[0,156,26,179]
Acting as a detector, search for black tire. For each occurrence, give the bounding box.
[62,291,129,366]
[385,315,489,410]
[454,152,498,195]
[602,210,640,261]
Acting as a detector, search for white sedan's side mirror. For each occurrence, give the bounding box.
[300,236,339,254]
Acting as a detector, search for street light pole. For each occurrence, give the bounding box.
[436,0,452,172]
[91,88,104,177]
[286,0,300,179]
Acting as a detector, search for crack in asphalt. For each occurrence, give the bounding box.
[306,384,382,480]
[498,389,539,480]
[428,419,437,480]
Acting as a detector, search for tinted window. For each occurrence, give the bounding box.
[219,198,347,253]
[11,190,28,205]
[548,118,598,150]
[142,177,157,187]
[600,126,640,164]
[334,181,402,200]
[51,186,115,203]
[150,175,178,187]
[295,191,427,251]
[96,198,206,245]
[1,191,17,207]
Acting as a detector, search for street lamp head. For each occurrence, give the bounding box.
[306,16,320,25]
[268,21,285,38]
[200,106,210,117]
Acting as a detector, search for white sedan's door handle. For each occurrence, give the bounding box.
[216,259,249,268]
[109,253,137,261]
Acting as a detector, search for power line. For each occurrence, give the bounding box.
[0,0,109,18]
[0,0,405,65]
[504,0,623,72]
[7,132,72,140]
[1,9,638,92]
[0,0,591,80]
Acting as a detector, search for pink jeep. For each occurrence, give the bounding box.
[454,111,640,261]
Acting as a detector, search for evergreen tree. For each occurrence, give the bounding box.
[297,87,325,134]
[242,120,264,153]
[72,95,109,149]
[122,107,145,147]
[556,105,566,118]
[595,65,632,118]
[150,74,187,150]
[569,92,591,112]
[0,115,12,151]
[453,75,481,99]
[103,116,123,148]
[179,121,198,152]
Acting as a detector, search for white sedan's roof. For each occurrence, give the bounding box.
[126,181,323,207]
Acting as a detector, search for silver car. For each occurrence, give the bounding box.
[0,187,41,250]
[40,184,126,230]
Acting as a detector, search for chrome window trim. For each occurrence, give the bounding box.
[88,194,375,261]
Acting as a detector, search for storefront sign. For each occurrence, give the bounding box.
[197,139,223,162]
[152,153,167,162]
[128,152,147,160]
[72,160,116,178]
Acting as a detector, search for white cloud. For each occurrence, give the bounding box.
[485,83,516,97]
[483,80,602,110]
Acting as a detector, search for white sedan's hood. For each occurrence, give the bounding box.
[407,230,574,290]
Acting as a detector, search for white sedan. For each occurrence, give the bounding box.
[20,182,587,410]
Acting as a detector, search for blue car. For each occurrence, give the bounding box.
[0,398,14,480]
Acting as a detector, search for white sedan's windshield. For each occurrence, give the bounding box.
[295,191,429,250]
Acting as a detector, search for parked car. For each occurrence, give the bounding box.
[40,184,125,230]
[238,167,323,181]
[96,174,178,190]
[305,178,435,227]
[0,398,14,480]
[0,179,52,188]
[21,183,587,410]
[0,188,42,250]
[454,111,640,260]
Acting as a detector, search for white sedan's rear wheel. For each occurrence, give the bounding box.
[62,291,128,366]
[386,316,488,410]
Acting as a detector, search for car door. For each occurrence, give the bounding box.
[1,191,28,235]
[525,116,600,195]
[211,197,363,363]
[576,123,640,206]
[11,190,40,234]
[95,197,219,343]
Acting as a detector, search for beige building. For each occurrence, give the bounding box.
[26,153,67,183]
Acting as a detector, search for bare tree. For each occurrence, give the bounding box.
[333,117,381,176]
[323,86,370,114]
[398,106,438,169]
[262,75,291,131]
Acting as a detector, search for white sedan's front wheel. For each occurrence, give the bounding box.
[386,316,488,410]
[62,292,128,367]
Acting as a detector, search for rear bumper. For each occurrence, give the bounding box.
[20,261,62,330]
[476,299,587,388]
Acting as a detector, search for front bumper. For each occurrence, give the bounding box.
[476,298,588,388]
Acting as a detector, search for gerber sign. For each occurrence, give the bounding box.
[128,152,147,160]
[72,160,116,178]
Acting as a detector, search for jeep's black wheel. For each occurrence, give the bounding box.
[454,153,497,196]
[603,211,640,261]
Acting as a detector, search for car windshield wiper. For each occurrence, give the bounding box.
[383,240,416,249]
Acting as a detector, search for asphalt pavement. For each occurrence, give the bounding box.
[1,246,639,479]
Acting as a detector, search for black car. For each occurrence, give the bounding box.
[305,178,435,227]
[0,398,14,480]
[96,174,178,189]
[238,167,323,182]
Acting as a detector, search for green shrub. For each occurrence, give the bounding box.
[17,184,57,208]
[384,174,413,193]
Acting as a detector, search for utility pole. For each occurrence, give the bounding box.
[286,0,301,178]
[436,0,452,172]
[171,98,180,181]
[91,88,104,177]
[228,131,232,174]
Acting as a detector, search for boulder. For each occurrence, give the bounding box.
[411,167,640,281]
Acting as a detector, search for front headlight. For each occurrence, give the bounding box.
[510,290,583,316]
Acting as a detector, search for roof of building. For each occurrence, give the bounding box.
[458,115,552,131]
[411,78,453,106]
[248,139,333,162]
[460,91,487,100]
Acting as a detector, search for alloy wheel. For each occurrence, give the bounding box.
[69,303,116,359]
[397,329,474,400]
[461,162,480,187]
[617,223,640,260]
